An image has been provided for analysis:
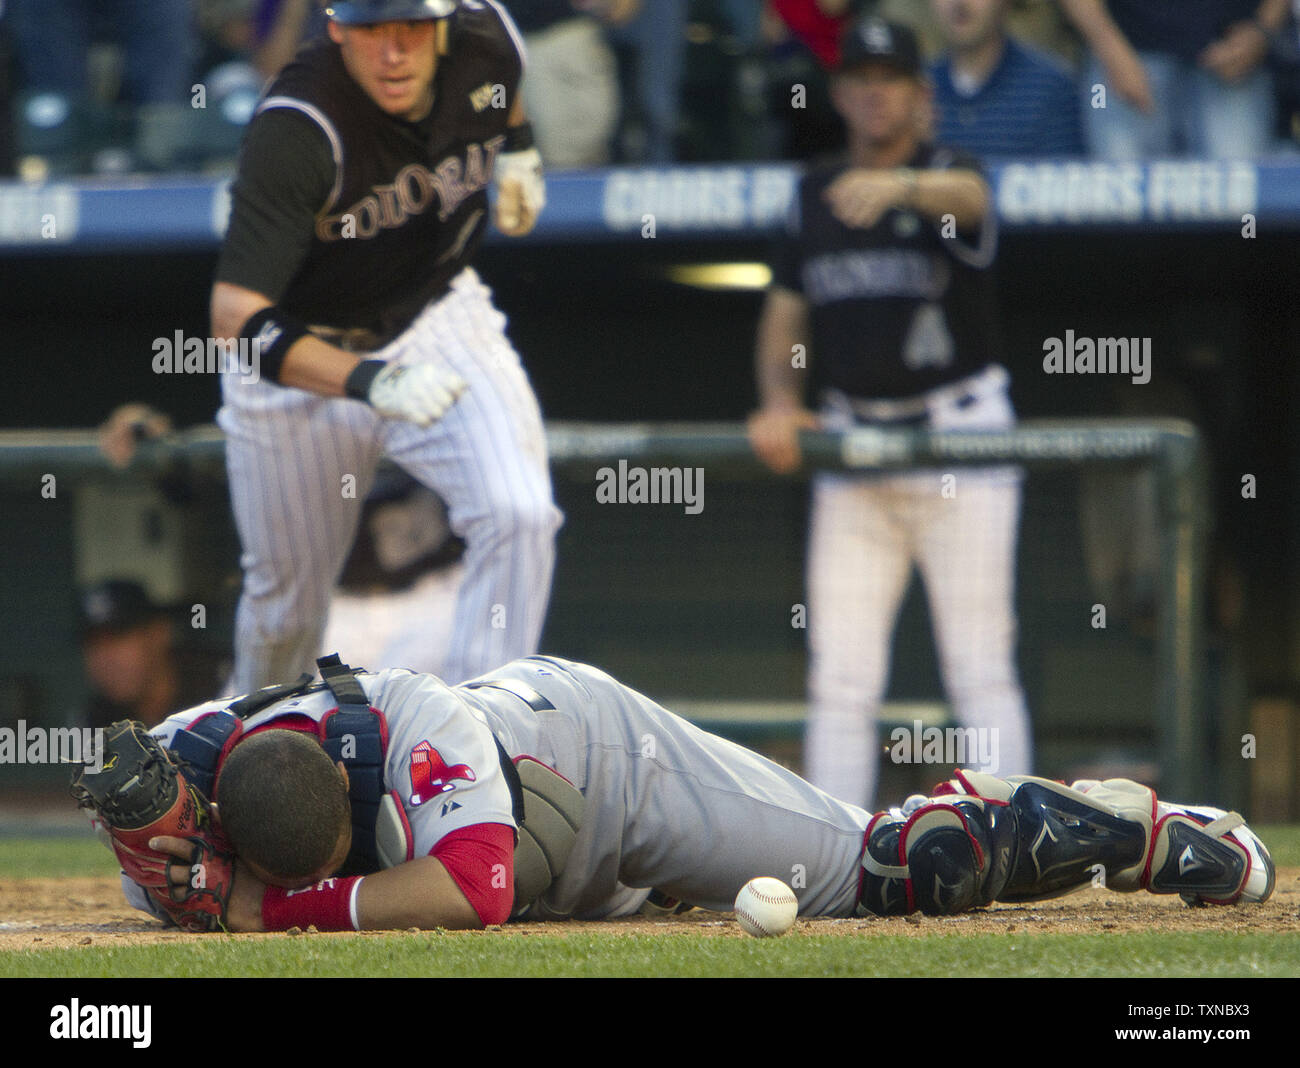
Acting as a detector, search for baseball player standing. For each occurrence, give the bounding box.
[748,16,1031,808]
[321,472,466,676]
[211,0,562,693]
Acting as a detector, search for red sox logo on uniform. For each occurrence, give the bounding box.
[408,741,476,807]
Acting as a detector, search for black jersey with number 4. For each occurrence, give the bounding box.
[216,1,524,343]
[770,144,1002,401]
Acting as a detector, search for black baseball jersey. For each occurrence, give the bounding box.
[217,2,524,343]
[770,144,1002,400]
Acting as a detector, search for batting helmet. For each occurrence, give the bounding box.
[325,0,457,24]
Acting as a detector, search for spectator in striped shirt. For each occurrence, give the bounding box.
[928,0,1085,158]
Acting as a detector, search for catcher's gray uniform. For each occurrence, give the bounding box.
[459,657,870,918]
[120,656,1274,924]
[129,656,870,920]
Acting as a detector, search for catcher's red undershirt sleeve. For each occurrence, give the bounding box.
[431,823,516,927]
[263,876,364,932]
[260,824,515,931]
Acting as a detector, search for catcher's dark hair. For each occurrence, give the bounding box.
[214,731,350,882]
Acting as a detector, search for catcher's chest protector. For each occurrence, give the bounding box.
[168,658,393,876]
[174,656,532,879]
[316,655,394,875]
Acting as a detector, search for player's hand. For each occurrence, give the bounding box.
[1100,44,1155,113]
[355,361,468,428]
[98,403,172,469]
[151,832,267,932]
[823,170,911,229]
[1199,22,1270,84]
[747,405,819,475]
[493,147,545,237]
[151,834,200,894]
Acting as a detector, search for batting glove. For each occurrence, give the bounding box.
[493,147,545,237]
[346,360,468,428]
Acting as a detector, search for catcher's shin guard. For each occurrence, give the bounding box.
[861,771,1276,913]
[994,776,1275,905]
[986,774,1153,901]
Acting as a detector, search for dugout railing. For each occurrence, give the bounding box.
[0,418,1210,800]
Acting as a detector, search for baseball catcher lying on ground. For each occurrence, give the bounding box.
[72,655,1275,933]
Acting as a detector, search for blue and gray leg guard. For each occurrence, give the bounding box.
[857,770,1275,916]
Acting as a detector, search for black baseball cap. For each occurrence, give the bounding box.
[837,16,923,77]
[79,580,168,636]
[325,0,457,23]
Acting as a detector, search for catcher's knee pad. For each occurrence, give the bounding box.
[857,791,1018,917]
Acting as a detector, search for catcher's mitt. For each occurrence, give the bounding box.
[71,720,235,932]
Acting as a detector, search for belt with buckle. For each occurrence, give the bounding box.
[831,366,1002,426]
[828,389,933,426]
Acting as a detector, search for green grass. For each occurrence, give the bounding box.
[3,829,1296,978]
[3,930,1298,978]
[0,835,122,879]
[1255,824,1300,866]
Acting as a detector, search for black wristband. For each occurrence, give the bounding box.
[503,121,535,153]
[238,306,310,384]
[344,358,387,402]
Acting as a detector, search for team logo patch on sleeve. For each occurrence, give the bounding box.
[408,740,476,807]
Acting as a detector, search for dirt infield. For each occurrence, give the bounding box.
[1,871,1295,949]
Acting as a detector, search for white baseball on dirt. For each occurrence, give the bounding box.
[734,877,798,937]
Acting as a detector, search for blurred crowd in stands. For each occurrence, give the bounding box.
[2,0,1300,178]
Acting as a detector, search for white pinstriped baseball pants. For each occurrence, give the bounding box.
[804,370,1032,809]
[218,268,563,693]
